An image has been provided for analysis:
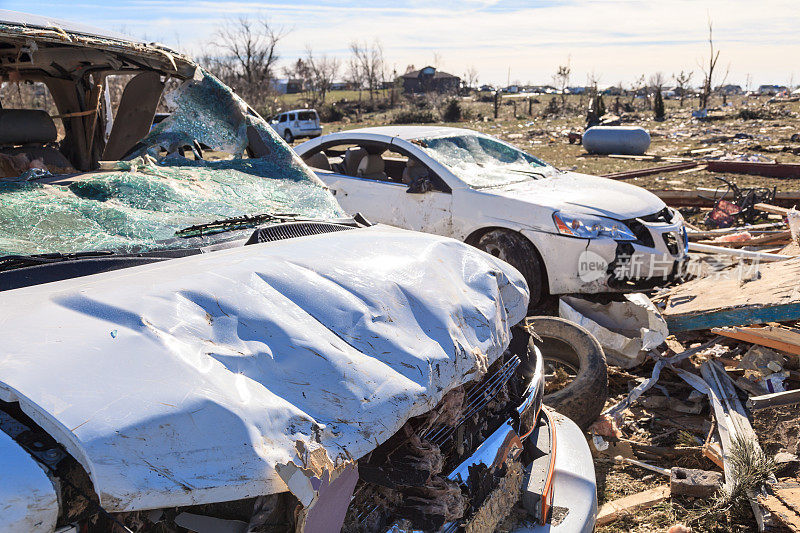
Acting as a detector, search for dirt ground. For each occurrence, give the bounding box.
[302,93,800,532]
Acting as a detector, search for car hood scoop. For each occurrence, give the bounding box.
[0,225,528,512]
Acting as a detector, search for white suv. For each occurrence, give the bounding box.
[270,108,322,142]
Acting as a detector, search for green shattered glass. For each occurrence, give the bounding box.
[0,69,343,256]
[0,157,343,255]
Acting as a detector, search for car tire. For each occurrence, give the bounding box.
[528,316,608,431]
[475,229,546,309]
[283,130,294,143]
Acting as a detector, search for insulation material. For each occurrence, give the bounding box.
[559,293,668,368]
[0,225,529,512]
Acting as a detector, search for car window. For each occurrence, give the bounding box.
[297,111,315,121]
[417,133,549,189]
[289,113,296,121]
[279,114,286,122]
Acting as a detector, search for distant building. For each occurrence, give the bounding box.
[758,84,788,95]
[603,86,624,96]
[400,66,460,94]
[330,81,354,91]
[716,84,743,95]
[271,78,304,94]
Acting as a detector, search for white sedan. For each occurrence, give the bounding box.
[295,126,687,307]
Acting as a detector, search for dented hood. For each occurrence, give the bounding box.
[0,225,528,512]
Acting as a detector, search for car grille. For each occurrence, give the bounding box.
[245,221,354,244]
[623,207,674,248]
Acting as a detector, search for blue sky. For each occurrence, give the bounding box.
[1,0,798,87]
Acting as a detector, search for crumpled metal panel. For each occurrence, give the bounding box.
[0,225,528,512]
[0,429,59,532]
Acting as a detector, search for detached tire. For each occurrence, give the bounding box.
[475,229,546,309]
[528,316,608,431]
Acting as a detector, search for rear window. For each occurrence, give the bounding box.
[298,111,316,121]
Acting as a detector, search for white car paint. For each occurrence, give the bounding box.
[0,225,527,513]
[295,126,687,295]
[0,430,59,532]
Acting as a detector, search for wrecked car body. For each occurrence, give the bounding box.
[295,126,689,307]
[0,11,596,533]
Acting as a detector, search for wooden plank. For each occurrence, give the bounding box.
[697,230,792,248]
[650,189,800,208]
[662,257,800,332]
[601,162,698,180]
[706,160,800,179]
[712,325,800,356]
[596,485,670,526]
[755,203,791,216]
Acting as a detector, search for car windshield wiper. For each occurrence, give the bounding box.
[174,212,308,238]
[0,250,117,272]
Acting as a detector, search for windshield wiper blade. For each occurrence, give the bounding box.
[175,212,305,238]
[0,250,116,272]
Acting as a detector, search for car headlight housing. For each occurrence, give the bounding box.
[553,211,637,241]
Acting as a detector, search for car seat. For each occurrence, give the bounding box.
[0,109,72,171]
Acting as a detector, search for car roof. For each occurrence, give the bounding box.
[0,10,134,42]
[339,125,478,140]
[284,109,317,114]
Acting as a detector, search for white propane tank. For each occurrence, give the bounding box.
[582,126,651,155]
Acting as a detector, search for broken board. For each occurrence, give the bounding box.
[661,257,800,332]
[712,324,800,356]
[596,485,670,526]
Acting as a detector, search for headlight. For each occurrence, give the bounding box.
[553,211,637,241]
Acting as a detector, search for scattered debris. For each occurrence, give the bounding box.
[670,467,724,498]
[559,293,668,368]
[660,257,800,332]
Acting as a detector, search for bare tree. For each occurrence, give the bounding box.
[552,57,571,109]
[673,70,693,107]
[349,40,385,102]
[303,47,340,105]
[204,17,287,114]
[464,66,479,91]
[214,17,286,85]
[630,74,646,108]
[697,17,728,109]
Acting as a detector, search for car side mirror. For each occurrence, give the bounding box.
[407,175,433,194]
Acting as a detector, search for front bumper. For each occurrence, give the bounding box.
[512,410,597,533]
[522,209,687,295]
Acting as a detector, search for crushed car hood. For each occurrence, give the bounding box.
[484,171,666,219]
[0,225,528,512]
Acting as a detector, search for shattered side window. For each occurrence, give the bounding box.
[0,70,344,256]
[418,134,549,189]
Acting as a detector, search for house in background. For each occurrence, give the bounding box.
[758,84,788,95]
[716,84,743,95]
[271,78,304,94]
[400,66,460,94]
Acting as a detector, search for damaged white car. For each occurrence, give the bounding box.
[0,11,596,533]
[296,126,689,307]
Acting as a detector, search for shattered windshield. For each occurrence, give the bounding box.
[417,134,549,188]
[0,70,343,257]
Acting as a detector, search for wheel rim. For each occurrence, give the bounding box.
[538,336,581,395]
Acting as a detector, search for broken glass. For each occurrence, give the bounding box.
[0,156,343,256]
[418,134,550,189]
[0,69,343,256]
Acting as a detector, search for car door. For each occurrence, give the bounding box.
[319,145,453,236]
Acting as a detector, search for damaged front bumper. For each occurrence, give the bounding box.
[524,207,687,295]
[350,336,596,533]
